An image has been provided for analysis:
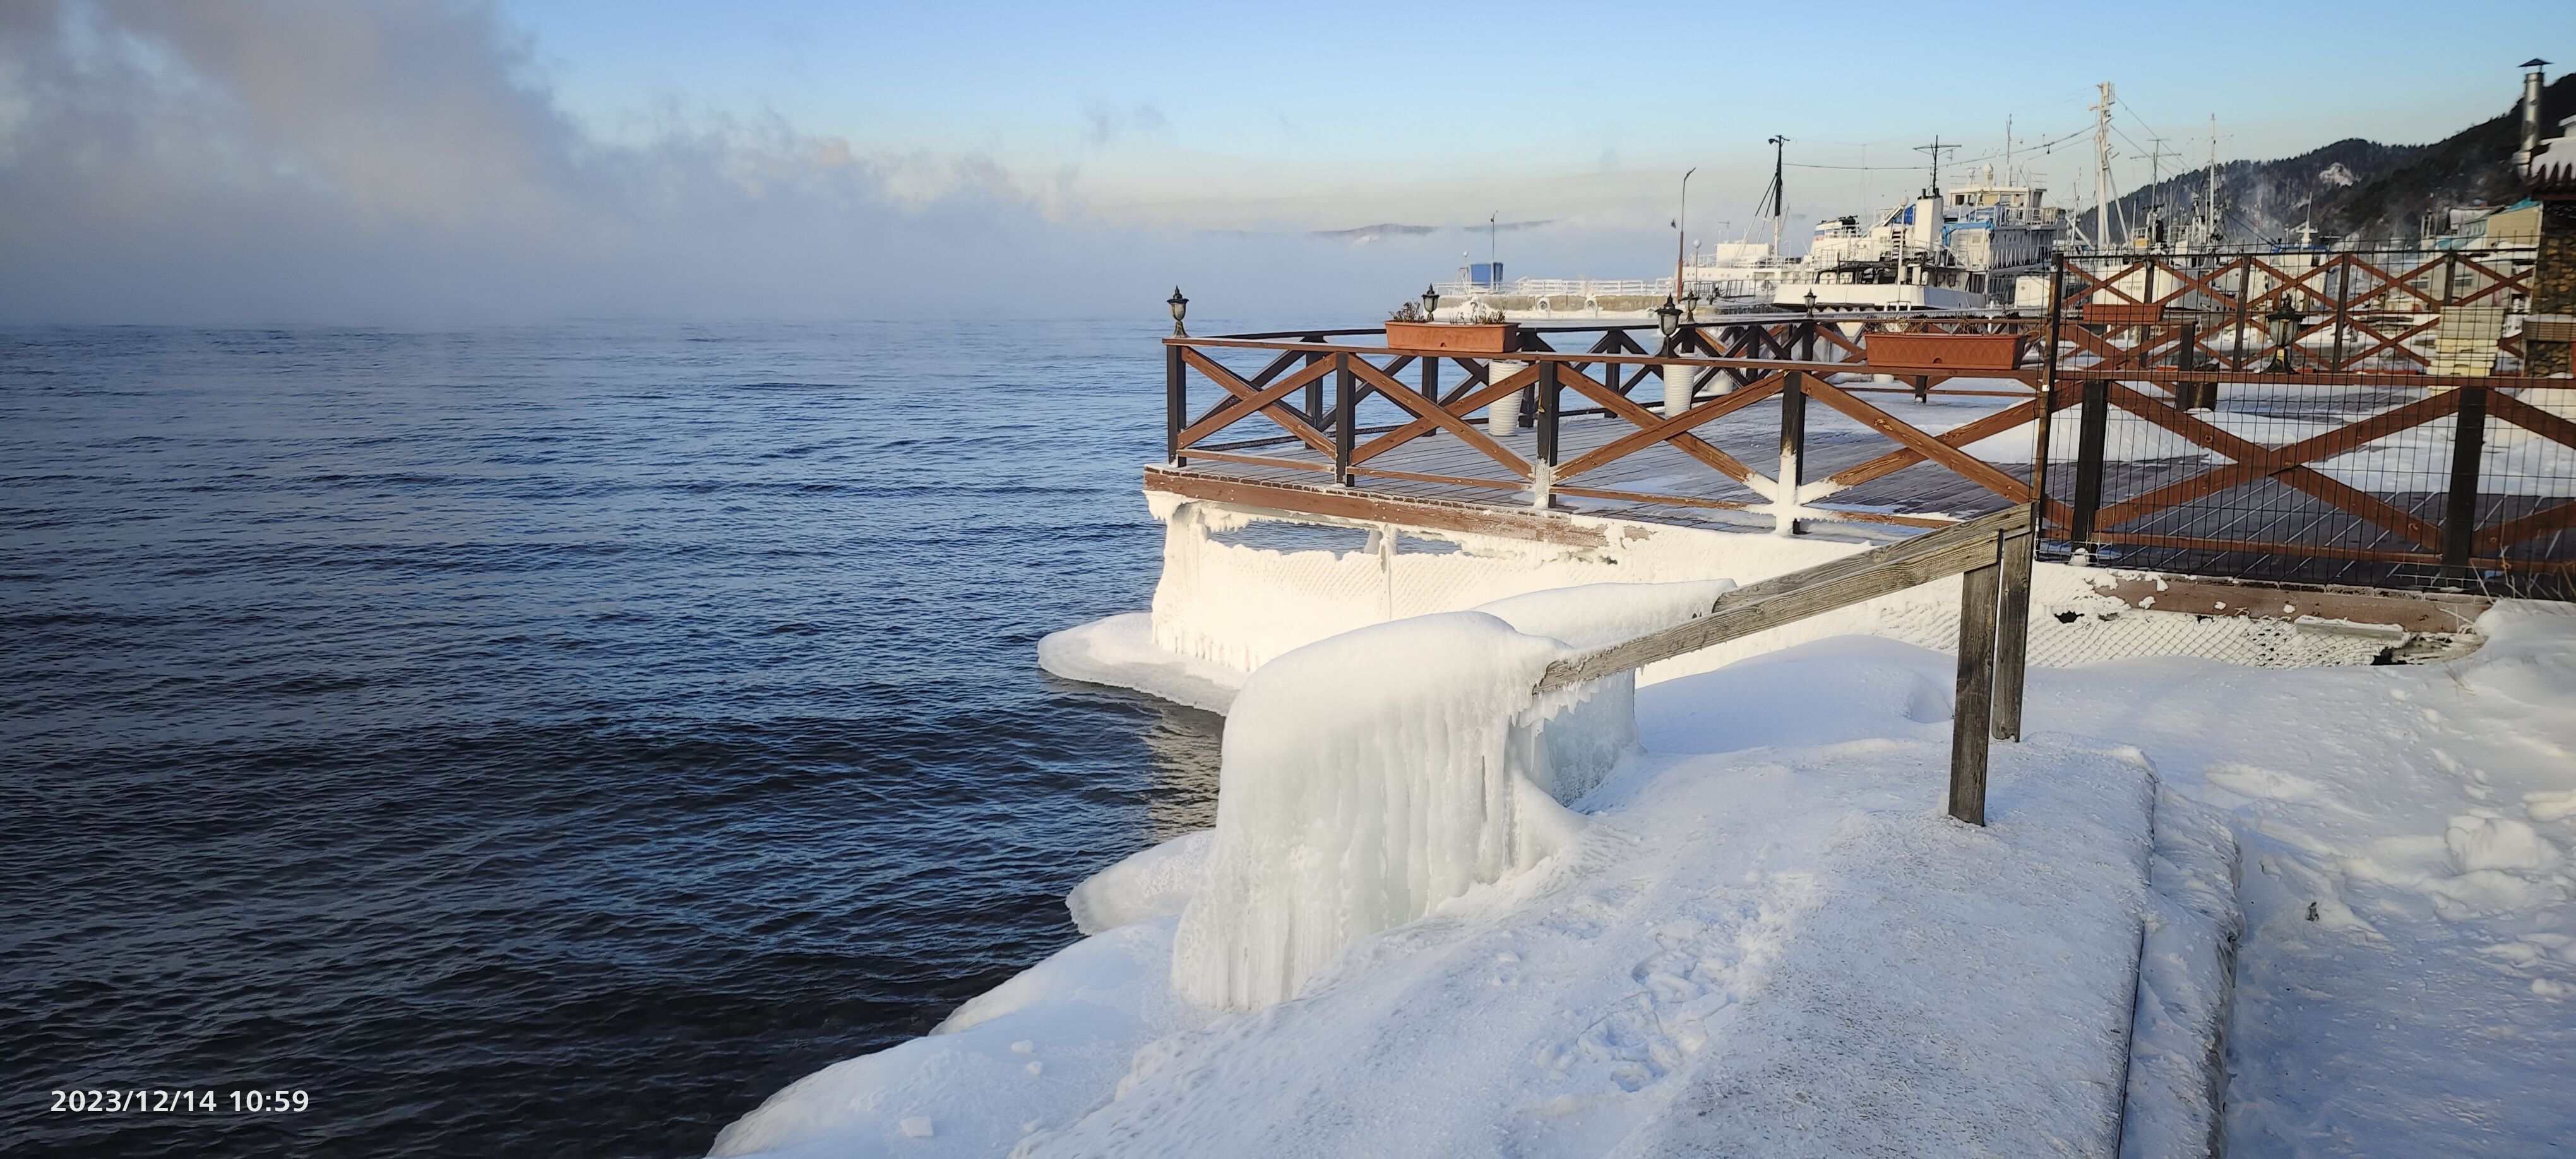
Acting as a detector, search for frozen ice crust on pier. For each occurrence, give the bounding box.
[1169,611,1579,1012]
[1171,579,1736,1012]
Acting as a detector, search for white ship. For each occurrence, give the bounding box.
[1436,166,2069,316]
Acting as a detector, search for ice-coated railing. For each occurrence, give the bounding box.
[1171,509,2039,1011]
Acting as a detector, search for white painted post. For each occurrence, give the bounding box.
[1488,359,1527,437]
[1662,363,1694,417]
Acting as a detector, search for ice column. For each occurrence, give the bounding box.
[1171,612,1575,1011]
[1170,581,1734,1012]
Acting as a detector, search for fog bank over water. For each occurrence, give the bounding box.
[0,1,1669,326]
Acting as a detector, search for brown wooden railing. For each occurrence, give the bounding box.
[1157,251,2572,599]
[1164,312,2056,535]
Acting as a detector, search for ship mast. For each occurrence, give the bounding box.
[2092,82,2116,251]
[1760,136,1789,257]
[2205,114,2221,245]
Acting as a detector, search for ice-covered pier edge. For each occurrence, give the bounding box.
[717,494,2575,1157]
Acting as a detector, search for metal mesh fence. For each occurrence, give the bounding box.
[2038,250,2575,602]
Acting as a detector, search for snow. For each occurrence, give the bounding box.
[1037,612,1243,715]
[719,578,2576,1158]
[2030,600,2576,1155]
[708,918,1209,1159]
[1040,641,2157,1157]
[1065,831,1212,936]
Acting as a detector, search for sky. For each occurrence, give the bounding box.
[3,0,2571,324]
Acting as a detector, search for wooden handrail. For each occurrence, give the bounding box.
[1536,506,2030,694]
[1530,505,2035,826]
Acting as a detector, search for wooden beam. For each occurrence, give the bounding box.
[1802,379,2036,503]
[1534,507,2028,692]
[1949,559,2001,826]
[1989,525,2034,742]
[2084,574,2491,634]
[1145,465,1606,547]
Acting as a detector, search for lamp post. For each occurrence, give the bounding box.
[2265,300,2303,373]
[1656,295,1689,418]
[1168,287,1189,338]
[1421,284,1441,322]
[1681,287,1702,323]
[1673,168,1698,302]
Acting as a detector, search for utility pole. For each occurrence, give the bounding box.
[2092,82,2116,251]
[1764,136,1789,256]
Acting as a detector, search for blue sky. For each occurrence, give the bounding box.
[496,0,2576,230]
[2,1,2570,323]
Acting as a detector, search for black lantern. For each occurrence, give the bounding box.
[2265,301,2303,373]
[1681,287,1702,323]
[1421,284,1441,321]
[1803,289,1820,313]
[1654,295,1683,350]
[1167,287,1189,337]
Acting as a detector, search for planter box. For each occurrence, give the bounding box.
[2082,302,2168,326]
[1386,321,1518,354]
[1863,331,2027,372]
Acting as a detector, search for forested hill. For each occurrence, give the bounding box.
[2102,71,2576,244]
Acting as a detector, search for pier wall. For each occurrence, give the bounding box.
[1143,491,2429,683]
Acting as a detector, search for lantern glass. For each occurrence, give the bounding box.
[1654,295,1682,340]
[1421,285,1440,321]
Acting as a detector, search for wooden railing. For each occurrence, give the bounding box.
[1157,266,2574,598]
[1539,506,2036,825]
[2051,248,2537,375]
[1164,312,2055,534]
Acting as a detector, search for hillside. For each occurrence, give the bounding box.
[2106,72,2576,245]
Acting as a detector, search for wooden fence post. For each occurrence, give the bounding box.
[2442,384,2488,577]
[1166,343,1185,465]
[1990,525,2035,742]
[2330,258,2352,371]
[2032,259,2067,541]
[2229,258,2253,379]
[2068,379,2111,554]
[1304,346,1325,424]
[1535,359,1561,508]
[1333,352,1356,487]
[1948,543,2003,826]
[1776,370,1806,535]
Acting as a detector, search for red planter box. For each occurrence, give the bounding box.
[1863,331,2027,371]
[2082,302,2168,325]
[1386,321,1518,354]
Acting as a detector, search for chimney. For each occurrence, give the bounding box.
[2522,59,2552,169]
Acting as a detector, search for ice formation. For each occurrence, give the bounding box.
[1066,831,1214,935]
[1171,581,1737,1012]
[1169,611,1578,1012]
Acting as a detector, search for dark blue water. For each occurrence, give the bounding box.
[0,321,1227,1157]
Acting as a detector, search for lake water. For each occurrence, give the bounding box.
[1,320,1232,1157]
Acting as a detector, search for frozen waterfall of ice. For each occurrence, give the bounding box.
[1172,581,1734,1012]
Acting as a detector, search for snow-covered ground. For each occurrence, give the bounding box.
[720,598,2576,1158]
